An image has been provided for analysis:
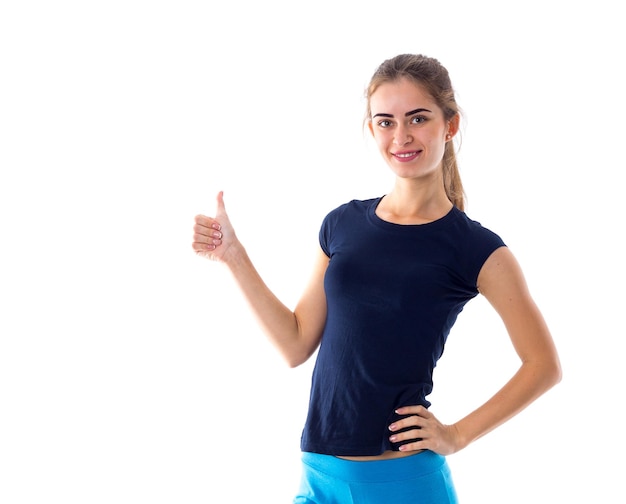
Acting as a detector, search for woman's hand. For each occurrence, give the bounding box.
[389,405,462,456]
[192,191,238,263]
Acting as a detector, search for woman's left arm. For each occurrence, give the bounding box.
[390,246,562,454]
[451,245,562,449]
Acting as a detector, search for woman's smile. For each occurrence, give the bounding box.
[392,150,422,162]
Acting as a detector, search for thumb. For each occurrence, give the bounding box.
[215,190,227,218]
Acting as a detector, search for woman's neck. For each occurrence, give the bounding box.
[377,183,452,225]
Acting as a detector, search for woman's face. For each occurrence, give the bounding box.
[368,78,456,182]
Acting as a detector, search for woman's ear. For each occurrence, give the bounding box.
[367,120,374,137]
[446,113,460,139]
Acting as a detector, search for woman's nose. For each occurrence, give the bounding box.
[393,124,412,145]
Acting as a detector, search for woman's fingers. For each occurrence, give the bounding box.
[388,406,460,455]
[192,217,222,250]
[389,405,430,431]
[191,193,239,260]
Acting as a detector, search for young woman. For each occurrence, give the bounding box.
[192,54,561,503]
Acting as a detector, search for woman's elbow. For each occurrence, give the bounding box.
[550,356,563,387]
[283,352,312,369]
[281,345,317,369]
[542,354,563,390]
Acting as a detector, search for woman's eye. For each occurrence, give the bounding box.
[378,120,392,128]
[411,115,427,124]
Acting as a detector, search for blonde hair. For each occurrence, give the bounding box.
[365,54,465,211]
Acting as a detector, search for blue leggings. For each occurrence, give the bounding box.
[293,451,458,503]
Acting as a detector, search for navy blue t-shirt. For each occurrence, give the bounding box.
[299,197,506,456]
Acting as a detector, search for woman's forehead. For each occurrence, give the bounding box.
[370,79,438,114]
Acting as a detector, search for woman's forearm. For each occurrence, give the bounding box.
[453,356,562,449]
[224,243,326,367]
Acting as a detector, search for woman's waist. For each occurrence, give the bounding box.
[337,449,422,461]
[301,450,446,483]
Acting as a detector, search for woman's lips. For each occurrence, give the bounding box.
[392,150,421,162]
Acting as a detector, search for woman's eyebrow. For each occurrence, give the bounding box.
[372,107,433,119]
[405,108,432,116]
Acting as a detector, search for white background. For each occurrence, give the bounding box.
[1,1,624,502]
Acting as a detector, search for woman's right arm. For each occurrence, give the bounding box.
[192,191,328,367]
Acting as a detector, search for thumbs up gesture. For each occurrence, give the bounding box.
[192,191,237,262]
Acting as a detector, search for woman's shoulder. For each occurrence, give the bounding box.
[326,196,382,217]
[450,208,507,266]
[320,196,381,236]
[453,208,503,239]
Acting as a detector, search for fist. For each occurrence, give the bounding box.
[192,191,235,262]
